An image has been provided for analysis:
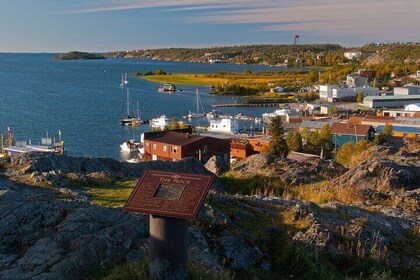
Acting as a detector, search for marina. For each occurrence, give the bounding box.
[212,103,285,107]
[0,54,279,160]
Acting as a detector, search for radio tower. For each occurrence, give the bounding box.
[294,34,300,45]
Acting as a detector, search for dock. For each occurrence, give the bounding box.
[212,103,282,108]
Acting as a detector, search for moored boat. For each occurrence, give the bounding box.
[120,139,141,153]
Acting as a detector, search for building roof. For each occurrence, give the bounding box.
[362,116,395,123]
[331,122,373,136]
[145,131,205,146]
[364,95,420,101]
[394,117,420,126]
[300,120,336,129]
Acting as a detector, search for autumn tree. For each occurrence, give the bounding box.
[286,131,303,152]
[169,117,180,130]
[382,123,393,137]
[357,92,364,104]
[268,116,289,157]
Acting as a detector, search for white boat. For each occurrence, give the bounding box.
[158,83,176,92]
[120,89,143,126]
[149,115,170,130]
[120,139,141,153]
[183,89,205,118]
[120,73,129,88]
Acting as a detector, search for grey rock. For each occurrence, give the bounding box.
[205,156,230,176]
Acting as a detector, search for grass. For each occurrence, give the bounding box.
[139,74,225,86]
[87,258,232,280]
[137,71,311,91]
[68,179,137,208]
[220,172,285,196]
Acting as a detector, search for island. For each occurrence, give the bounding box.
[52,51,106,60]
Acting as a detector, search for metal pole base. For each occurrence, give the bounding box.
[149,215,188,280]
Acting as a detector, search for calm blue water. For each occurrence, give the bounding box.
[0,54,284,160]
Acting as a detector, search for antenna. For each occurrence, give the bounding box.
[294,34,300,45]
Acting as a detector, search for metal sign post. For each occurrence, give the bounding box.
[123,171,214,280]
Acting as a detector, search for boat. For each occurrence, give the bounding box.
[120,139,141,153]
[158,83,177,92]
[120,73,129,88]
[120,89,143,126]
[149,115,170,130]
[206,109,221,119]
[183,89,205,118]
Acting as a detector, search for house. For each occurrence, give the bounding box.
[230,137,270,160]
[209,118,239,133]
[300,120,336,131]
[344,51,362,60]
[142,131,230,163]
[346,73,368,88]
[331,123,375,146]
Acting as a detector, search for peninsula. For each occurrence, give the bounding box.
[52,51,106,60]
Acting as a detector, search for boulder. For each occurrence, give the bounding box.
[205,156,229,176]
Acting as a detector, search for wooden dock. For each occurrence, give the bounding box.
[212,103,282,108]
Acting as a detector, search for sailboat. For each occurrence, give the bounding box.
[183,89,205,118]
[120,73,129,87]
[120,89,142,126]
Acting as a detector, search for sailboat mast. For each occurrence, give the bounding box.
[136,100,140,119]
[126,89,130,117]
[196,89,199,114]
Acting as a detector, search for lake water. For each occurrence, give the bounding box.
[0,54,285,160]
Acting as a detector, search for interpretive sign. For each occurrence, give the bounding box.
[123,170,214,219]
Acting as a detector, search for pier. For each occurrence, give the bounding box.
[212,103,282,108]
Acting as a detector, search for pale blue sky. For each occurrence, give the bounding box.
[0,0,419,52]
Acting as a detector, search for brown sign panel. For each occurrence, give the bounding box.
[123,170,214,219]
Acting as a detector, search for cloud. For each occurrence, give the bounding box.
[63,0,420,42]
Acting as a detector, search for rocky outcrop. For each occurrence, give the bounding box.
[231,154,347,185]
[0,186,148,280]
[327,146,420,212]
[205,156,230,176]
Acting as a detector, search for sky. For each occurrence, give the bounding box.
[0,0,419,52]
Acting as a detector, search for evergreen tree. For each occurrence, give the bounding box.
[319,124,334,158]
[268,116,289,157]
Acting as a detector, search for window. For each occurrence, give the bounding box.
[171,146,178,154]
[152,144,156,150]
[145,142,149,147]
[163,145,167,152]
[203,145,208,152]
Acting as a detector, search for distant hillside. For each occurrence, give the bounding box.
[104,44,345,67]
[52,51,106,60]
[361,44,420,65]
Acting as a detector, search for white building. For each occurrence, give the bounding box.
[363,95,420,108]
[208,118,239,133]
[405,103,420,112]
[344,51,362,60]
[319,85,379,102]
[394,86,420,96]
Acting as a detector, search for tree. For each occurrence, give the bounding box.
[382,124,393,137]
[286,131,303,152]
[319,124,333,158]
[169,117,180,130]
[268,116,289,157]
[357,92,364,104]
[336,141,355,165]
